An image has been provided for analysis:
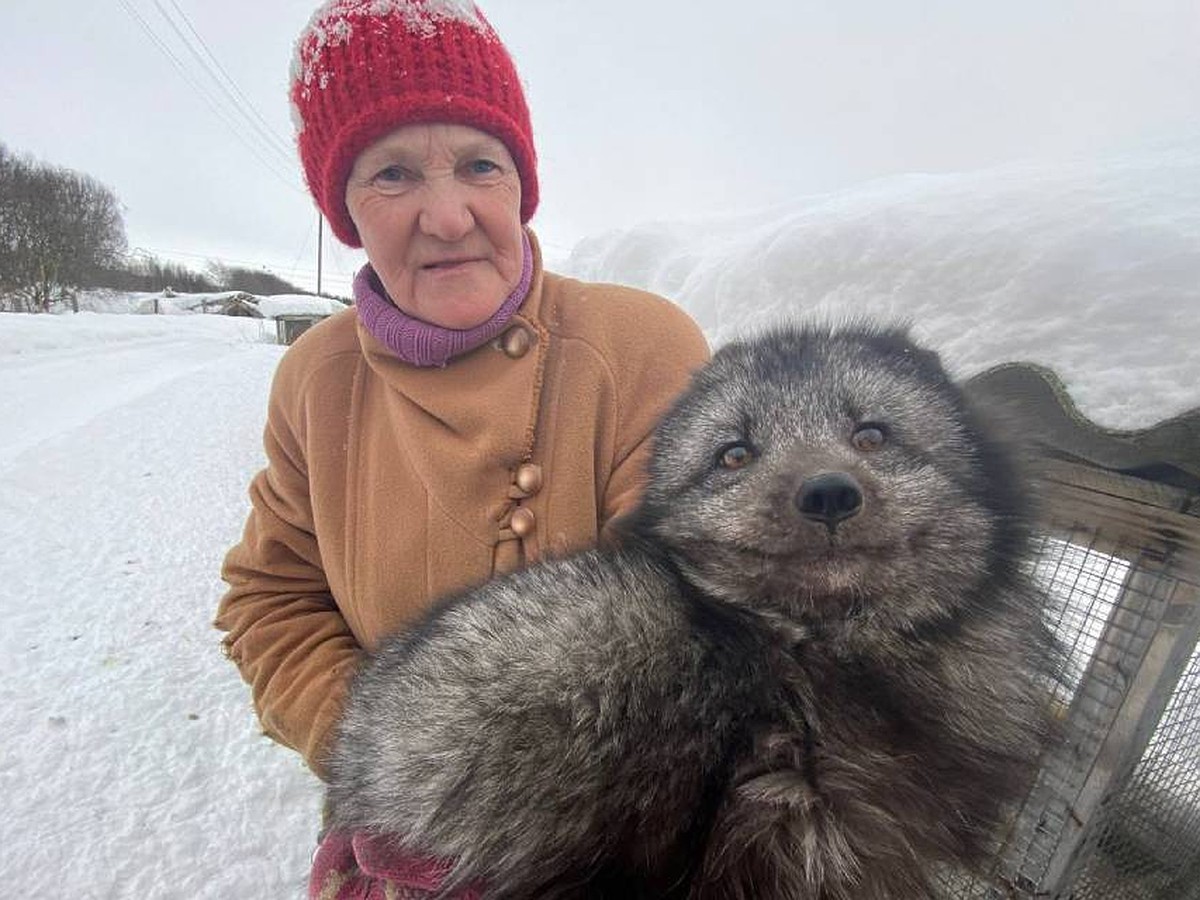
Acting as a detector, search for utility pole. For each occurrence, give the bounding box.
[317,212,324,296]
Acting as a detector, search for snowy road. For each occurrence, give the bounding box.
[0,316,323,898]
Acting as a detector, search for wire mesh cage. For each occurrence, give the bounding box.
[1072,641,1200,899]
[938,454,1200,899]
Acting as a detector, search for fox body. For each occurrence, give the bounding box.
[326,324,1061,899]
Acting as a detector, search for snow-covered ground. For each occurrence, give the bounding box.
[1,314,323,897]
[1,148,1198,897]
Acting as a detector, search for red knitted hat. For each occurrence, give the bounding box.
[290,0,538,247]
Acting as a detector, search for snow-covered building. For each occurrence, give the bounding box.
[73,289,350,343]
[246,294,350,344]
[202,292,349,343]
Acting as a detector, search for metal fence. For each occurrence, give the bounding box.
[939,456,1200,899]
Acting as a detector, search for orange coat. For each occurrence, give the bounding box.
[216,235,709,777]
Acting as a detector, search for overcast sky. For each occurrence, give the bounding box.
[2,0,1197,296]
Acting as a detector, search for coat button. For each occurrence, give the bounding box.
[501,326,532,359]
[510,506,536,538]
[515,463,543,495]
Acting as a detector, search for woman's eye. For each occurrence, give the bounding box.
[851,424,888,452]
[371,165,411,188]
[717,443,755,470]
[466,158,501,176]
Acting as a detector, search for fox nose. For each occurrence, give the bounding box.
[796,473,863,527]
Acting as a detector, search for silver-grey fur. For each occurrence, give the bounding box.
[326,323,1063,899]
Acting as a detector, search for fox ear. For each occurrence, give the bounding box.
[908,344,948,379]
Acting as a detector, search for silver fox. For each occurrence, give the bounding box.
[325,323,1063,899]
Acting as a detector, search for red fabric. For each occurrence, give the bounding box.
[291,0,539,247]
[309,831,484,900]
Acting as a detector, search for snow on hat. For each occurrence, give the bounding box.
[290,0,538,247]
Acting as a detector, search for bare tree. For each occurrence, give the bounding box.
[1,142,313,308]
[90,251,221,294]
[207,261,307,296]
[0,143,128,312]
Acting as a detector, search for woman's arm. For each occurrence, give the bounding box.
[598,294,709,537]
[216,371,361,780]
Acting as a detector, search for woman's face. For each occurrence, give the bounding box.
[345,123,524,329]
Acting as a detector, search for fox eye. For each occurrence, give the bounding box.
[717,442,755,470]
[851,424,887,452]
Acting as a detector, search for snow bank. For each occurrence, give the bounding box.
[566,145,1200,429]
[66,289,349,320]
[72,289,248,316]
[0,310,277,355]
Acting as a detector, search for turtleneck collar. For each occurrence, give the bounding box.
[353,231,534,368]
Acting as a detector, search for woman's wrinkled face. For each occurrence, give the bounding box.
[345,123,524,329]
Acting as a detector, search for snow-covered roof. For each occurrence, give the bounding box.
[253,294,349,318]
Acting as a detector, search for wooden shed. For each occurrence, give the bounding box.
[253,294,350,345]
[274,313,323,345]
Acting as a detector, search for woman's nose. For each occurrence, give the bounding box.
[417,179,474,241]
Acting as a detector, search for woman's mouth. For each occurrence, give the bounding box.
[423,258,477,271]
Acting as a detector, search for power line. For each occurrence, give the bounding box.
[133,244,350,277]
[116,0,296,188]
[153,0,297,166]
[115,0,341,291]
[289,214,317,285]
[115,0,304,194]
[135,244,326,276]
[163,0,294,157]
[132,244,359,291]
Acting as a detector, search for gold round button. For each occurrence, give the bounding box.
[515,463,543,495]
[501,326,532,359]
[510,506,536,538]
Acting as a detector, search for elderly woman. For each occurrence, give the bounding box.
[215,0,708,885]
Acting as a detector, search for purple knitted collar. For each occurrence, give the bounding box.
[354,232,534,368]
